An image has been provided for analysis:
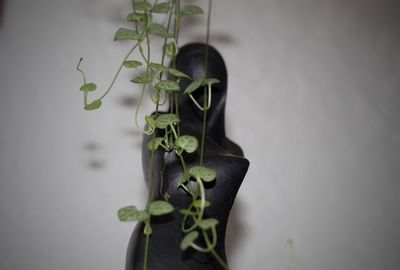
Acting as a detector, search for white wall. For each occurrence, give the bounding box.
[0,0,399,269]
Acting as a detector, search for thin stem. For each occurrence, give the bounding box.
[206,84,212,110]
[174,0,181,45]
[210,249,229,270]
[134,13,152,133]
[174,93,180,135]
[149,86,159,104]
[178,153,187,173]
[158,90,168,105]
[143,227,150,270]
[134,84,147,131]
[200,87,208,165]
[98,42,140,101]
[131,0,139,33]
[188,94,206,111]
[144,7,154,208]
[179,183,192,195]
[84,91,88,106]
[76,58,88,106]
[76,58,87,84]
[181,179,206,233]
[202,227,217,251]
[139,44,149,63]
[197,178,206,220]
[200,0,213,165]
[169,124,178,139]
[160,8,174,72]
[142,7,154,270]
[190,242,211,253]
[204,0,212,73]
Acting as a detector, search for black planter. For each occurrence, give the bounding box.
[126,43,249,270]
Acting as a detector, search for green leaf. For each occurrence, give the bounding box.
[135,1,152,11]
[126,13,145,22]
[147,137,164,151]
[114,28,142,41]
[203,78,220,86]
[181,231,199,250]
[164,42,178,57]
[179,209,197,216]
[177,172,190,187]
[131,74,152,84]
[144,223,152,235]
[84,100,102,110]
[118,206,149,222]
[193,200,211,208]
[175,135,198,153]
[189,166,216,182]
[154,113,179,129]
[155,80,180,92]
[144,115,156,135]
[149,62,168,72]
[80,82,97,92]
[198,218,219,230]
[184,79,204,94]
[184,78,220,94]
[148,23,172,38]
[145,115,156,129]
[151,2,171,13]
[123,60,142,68]
[168,68,191,80]
[149,200,174,216]
[180,5,204,16]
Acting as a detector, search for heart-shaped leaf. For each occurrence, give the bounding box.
[198,218,219,230]
[135,1,152,11]
[149,62,168,72]
[114,28,141,41]
[80,82,97,92]
[154,113,179,129]
[123,60,142,68]
[126,13,145,22]
[168,68,191,80]
[180,5,204,16]
[118,206,149,222]
[155,80,180,92]
[193,200,211,208]
[149,200,174,216]
[179,209,197,216]
[184,78,220,94]
[84,100,102,110]
[148,23,172,38]
[203,78,220,86]
[151,2,171,13]
[147,137,164,151]
[189,166,216,182]
[131,74,152,84]
[184,79,204,94]
[180,231,199,250]
[164,42,178,57]
[175,135,198,153]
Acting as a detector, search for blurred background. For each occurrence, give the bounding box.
[1,0,399,269]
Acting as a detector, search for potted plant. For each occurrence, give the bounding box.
[76,1,249,269]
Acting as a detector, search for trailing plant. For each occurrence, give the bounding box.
[76,0,228,269]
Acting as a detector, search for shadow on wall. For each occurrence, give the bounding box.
[226,197,246,262]
[83,142,107,170]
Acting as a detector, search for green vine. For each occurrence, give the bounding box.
[77,1,228,269]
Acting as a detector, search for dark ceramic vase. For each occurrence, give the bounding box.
[125,43,249,270]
